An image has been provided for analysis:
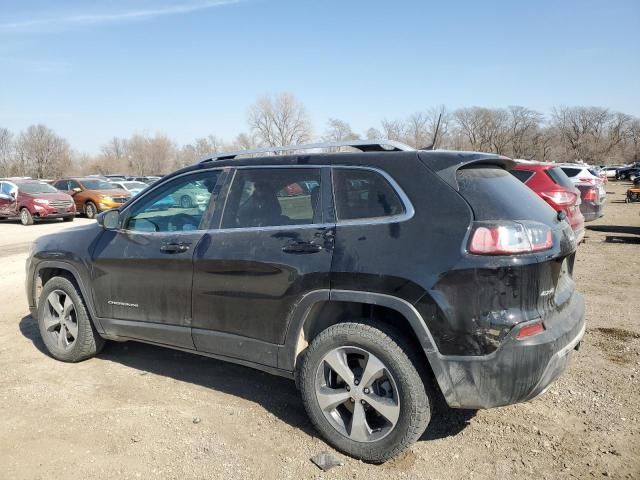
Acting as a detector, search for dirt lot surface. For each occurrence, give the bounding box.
[1,184,638,480]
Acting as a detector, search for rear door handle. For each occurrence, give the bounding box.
[282,241,323,254]
[160,242,191,254]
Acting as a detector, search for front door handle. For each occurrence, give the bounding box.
[160,242,191,254]
[282,241,323,254]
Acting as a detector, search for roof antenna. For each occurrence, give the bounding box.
[422,113,442,150]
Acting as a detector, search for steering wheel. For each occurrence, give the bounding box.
[172,213,199,231]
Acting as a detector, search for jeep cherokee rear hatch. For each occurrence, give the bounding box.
[418,153,585,409]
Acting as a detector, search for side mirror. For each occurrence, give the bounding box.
[97,209,120,230]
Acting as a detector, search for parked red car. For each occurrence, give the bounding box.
[511,162,585,243]
[0,178,76,225]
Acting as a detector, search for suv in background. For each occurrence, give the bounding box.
[512,162,585,243]
[558,165,606,221]
[53,177,131,219]
[0,178,76,225]
[27,141,584,462]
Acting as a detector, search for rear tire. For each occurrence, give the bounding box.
[36,276,104,362]
[85,202,97,219]
[299,322,432,463]
[20,208,34,225]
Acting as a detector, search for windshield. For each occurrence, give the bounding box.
[123,182,147,190]
[18,182,59,194]
[80,180,114,190]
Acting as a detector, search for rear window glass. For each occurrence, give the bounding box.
[560,167,581,178]
[546,167,575,189]
[457,167,556,223]
[511,169,534,183]
[333,168,404,221]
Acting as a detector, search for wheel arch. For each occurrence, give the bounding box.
[33,261,104,333]
[281,290,446,392]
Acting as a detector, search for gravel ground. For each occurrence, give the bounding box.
[0,183,638,479]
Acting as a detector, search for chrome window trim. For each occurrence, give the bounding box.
[117,163,413,234]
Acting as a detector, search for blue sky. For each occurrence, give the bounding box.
[1,0,638,153]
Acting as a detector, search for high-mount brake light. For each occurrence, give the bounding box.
[468,222,553,255]
[540,191,577,206]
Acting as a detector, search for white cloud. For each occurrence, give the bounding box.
[0,0,244,33]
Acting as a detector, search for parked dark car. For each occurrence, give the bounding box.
[615,165,640,181]
[26,140,584,462]
[0,178,76,225]
[512,162,585,243]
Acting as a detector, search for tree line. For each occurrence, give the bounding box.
[1,92,639,179]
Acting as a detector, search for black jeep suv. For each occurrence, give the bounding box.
[26,140,585,462]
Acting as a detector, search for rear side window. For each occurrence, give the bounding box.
[546,167,575,189]
[222,168,322,228]
[560,167,581,178]
[54,180,68,190]
[333,168,404,221]
[511,169,534,183]
[457,167,556,223]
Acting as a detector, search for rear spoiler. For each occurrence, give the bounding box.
[417,151,514,190]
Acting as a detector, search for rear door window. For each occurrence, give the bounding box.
[332,168,405,221]
[221,168,323,228]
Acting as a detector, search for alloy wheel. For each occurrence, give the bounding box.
[21,209,29,224]
[86,203,96,219]
[315,346,400,443]
[43,290,78,351]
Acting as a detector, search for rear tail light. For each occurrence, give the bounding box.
[582,188,598,202]
[516,322,545,340]
[540,191,577,206]
[468,221,554,255]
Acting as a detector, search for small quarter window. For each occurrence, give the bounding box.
[332,168,404,221]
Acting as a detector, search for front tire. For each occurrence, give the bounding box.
[20,207,34,225]
[36,276,105,362]
[299,322,432,463]
[63,215,75,222]
[85,202,97,219]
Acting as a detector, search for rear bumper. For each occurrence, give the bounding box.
[428,292,585,409]
[580,202,604,222]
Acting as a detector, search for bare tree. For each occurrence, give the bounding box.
[403,113,429,148]
[15,124,71,179]
[551,106,632,163]
[0,128,14,177]
[365,127,382,140]
[248,93,312,148]
[381,119,405,142]
[323,118,360,144]
[507,106,544,158]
